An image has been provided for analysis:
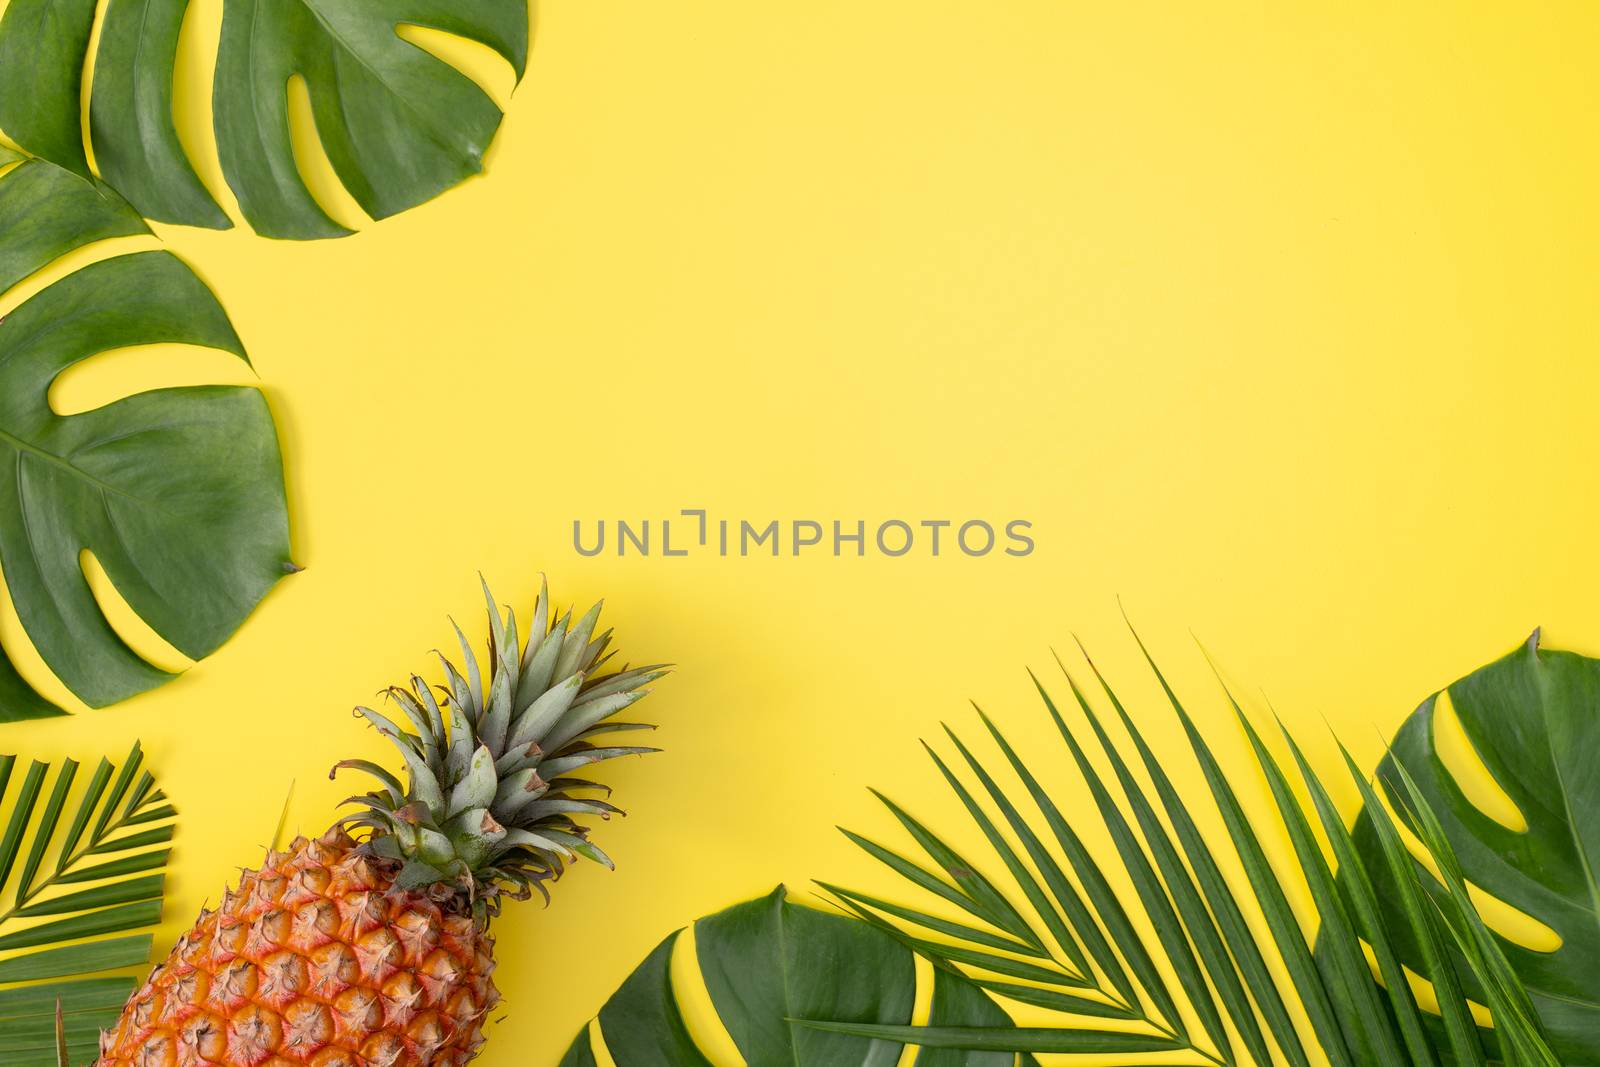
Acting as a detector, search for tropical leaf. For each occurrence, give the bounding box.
[0,151,293,720]
[1349,631,1600,1064]
[0,0,529,239]
[0,742,175,1067]
[815,638,1562,1063]
[568,633,1564,1064]
[559,886,1038,1067]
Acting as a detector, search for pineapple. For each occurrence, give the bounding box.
[95,578,666,1066]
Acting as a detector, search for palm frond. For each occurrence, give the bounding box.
[816,633,1557,1064]
[0,742,174,1066]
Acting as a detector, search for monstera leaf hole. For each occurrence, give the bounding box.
[1417,686,1562,954]
[1430,687,1528,834]
[0,203,152,326]
[1375,698,1561,961]
[1459,878,1563,955]
[0,549,199,715]
[1363,685,1563,958]
[571,903,768,1065]
[285,74,372,234]
[394,23,519,109]
[79,552,194,675]
[45,340,259,418]
[665,922,754,1064]
[165,0,221,203]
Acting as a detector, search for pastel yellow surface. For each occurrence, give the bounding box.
[2,1,1598,1063]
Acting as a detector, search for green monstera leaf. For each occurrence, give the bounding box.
[560,886,1032,1067]
[0,743,175,1066]
[0,0,528,239]
[0,153,292,720]
[1351,632,1600,1064]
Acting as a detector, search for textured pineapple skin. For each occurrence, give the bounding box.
[96,829,499,1067]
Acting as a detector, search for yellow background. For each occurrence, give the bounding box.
[3,1,1599,1063]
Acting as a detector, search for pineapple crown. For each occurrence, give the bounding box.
[336,576,666,922]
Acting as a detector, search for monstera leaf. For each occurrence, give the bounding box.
[559,886,1032,1067]
[0,153,292,720]
[0,743,174,1066]
[568,639,1562,1065]
[0,0,528,239]
[1351,632,1600,1064]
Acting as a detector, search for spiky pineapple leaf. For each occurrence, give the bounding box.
[341,578,664,913]
[0,743,174,1066]
[559,886,1032,1067]
[0,152,292,720]
[0,0,528,239]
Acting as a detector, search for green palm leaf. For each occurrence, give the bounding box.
[0,151,292,720]
[0,742,174,1066]
[0,0,528,239]
[567,631,1564,1065]
[817,635,1558,1063]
